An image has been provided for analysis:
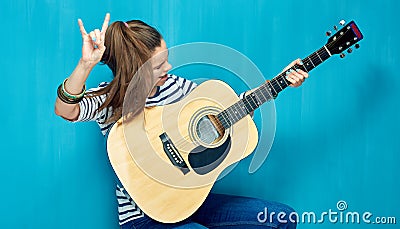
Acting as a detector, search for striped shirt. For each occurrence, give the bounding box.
[74,74,197,225]
[74,74,245,225]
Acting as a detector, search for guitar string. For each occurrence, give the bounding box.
[170,57,326,150]
[166,26,354,149]
[169,55,323,149]
[173,49,329,145]
[182,25,352,133]
[182,45,332,138]
[204,48,329,129]
[210,28,352,144]
[170,49,330,149]
[215,48,330,128]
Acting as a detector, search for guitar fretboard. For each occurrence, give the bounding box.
[217,46,331,129]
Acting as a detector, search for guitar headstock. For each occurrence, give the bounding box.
[326,20,363,57]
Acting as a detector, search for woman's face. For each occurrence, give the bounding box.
[152,39,172,86]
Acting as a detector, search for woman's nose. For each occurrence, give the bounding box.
[164,62,172,72]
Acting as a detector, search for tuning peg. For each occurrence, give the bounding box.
[340,53,346,58]
[355,44,360,49]
[334,25,338,31]
[339,20,346,26]
[347,48,353,53]
[326,31,332,36]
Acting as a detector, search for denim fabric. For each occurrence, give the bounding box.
[121,193,296,229]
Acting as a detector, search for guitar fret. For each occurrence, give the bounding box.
[255,88,269,104]
[284,75,290,86]
[271,79,282,93]
[218,112,230,129]
[232,103,246,123]
[267,81,278,97]
[295,64,308,73]
[235,102,246,118]
[274,78,283,91]
[228,107,239,123]
[217,44,337,129]
[275,74,287,88]
[311,54,322,66]
[315,50,323,62]
[263,85,274,101]
[247,93,261,109]
[307,56,316,68]
[250,94,260,108]
[240,100,250,113]
[226,111,236,127]
[244,96,254,112]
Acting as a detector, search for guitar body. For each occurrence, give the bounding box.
[107,80,259,223]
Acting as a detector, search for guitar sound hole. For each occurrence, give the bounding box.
[196,115,225,145]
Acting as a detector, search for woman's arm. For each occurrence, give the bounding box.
[55,60,96,120]
[55,13,110,121]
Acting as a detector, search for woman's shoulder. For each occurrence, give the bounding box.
[166,74,196,86]
[168,74,191,81]
[87,81,109,93]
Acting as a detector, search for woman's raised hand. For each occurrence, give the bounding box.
[78,13,110,66]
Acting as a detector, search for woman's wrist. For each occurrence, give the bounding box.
[63,59,93,94]
[78,58,97,70]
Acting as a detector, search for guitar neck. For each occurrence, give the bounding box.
[217,45,332,129]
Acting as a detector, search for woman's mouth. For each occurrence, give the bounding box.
[160,74,168,80]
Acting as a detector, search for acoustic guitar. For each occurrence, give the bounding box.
[107,20,363,223]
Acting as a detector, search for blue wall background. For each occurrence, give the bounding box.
[1,0,399,228]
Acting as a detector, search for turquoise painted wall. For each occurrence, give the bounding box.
[1,0,399,228]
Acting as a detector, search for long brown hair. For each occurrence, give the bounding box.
[89,20,162,123]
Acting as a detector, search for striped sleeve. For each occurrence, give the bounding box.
[174,75,197,96]
[116,184,144,225]
[75,82,109,122]
[165,75,198,104]
[238,91,246,99]
[173,74,244,99]
[176,74,246,99]
[145,74,197,106]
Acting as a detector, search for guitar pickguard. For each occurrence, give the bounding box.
[188,135,232,175]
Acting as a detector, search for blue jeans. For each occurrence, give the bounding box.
[121,193,297,229]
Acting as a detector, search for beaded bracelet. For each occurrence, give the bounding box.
[61,78,86,99]
[57,84,83,104]
[57,79,86,104]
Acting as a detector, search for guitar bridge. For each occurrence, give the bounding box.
[159,133,190,175]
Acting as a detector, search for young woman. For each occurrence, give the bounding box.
[55,13,308,229]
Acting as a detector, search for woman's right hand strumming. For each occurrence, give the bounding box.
[78,13,110,66]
